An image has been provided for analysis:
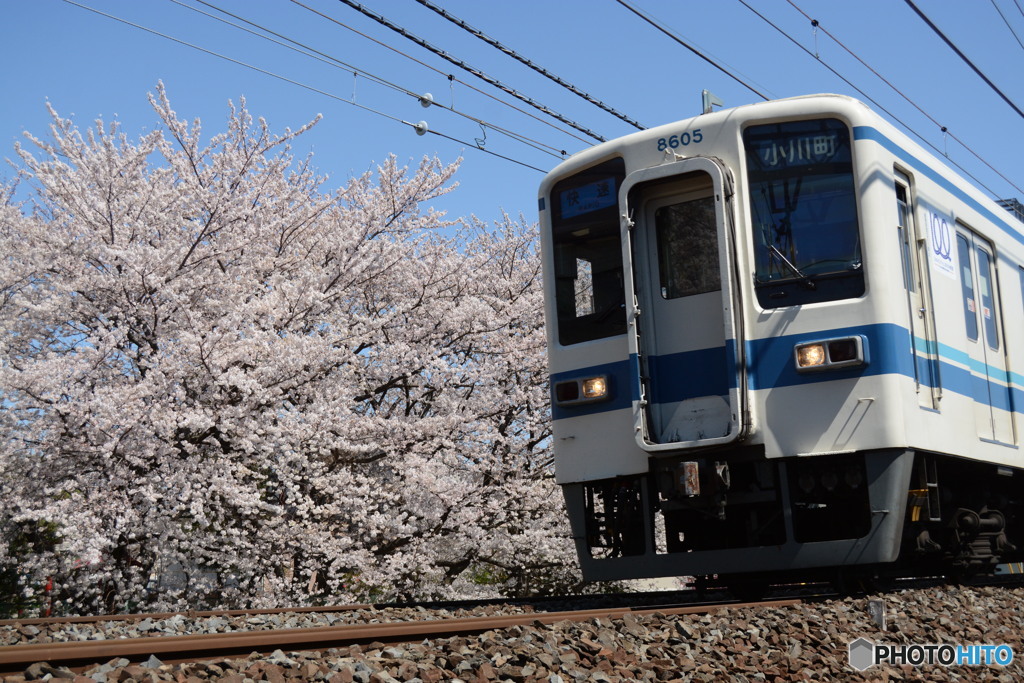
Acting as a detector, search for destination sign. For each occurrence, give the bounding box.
[560,177,617,220]
[745,119,851,170]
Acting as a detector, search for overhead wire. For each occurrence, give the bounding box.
[426,131,547,172]
[333,0,610,143]
[174,0,567,159]
[738,2,924,129]
[58,0,1022,190]
[613,0,771,102]
[903,0,1024,121]
[786,0,1024,197]
[738,0,1022,198]
[413,0,646,131]
[57,0,410,129]
[175,0,416,97]
[989,0,1024,52]
[56,0,553,173]
[782,0,1024,197]
[288,0,593,148]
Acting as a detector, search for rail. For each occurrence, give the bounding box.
[0,599,800,676]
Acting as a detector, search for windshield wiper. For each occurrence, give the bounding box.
[766,244,816,290]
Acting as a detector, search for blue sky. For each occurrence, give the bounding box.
[2,0,1023,223]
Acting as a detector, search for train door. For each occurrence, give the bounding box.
[895,174,940,409]
[956,227,1013,444]
[621,158,746,449]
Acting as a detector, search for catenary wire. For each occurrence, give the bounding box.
[172,0,566,159]
[737,2,927,129]
[413,0,646,131]
[783,0,1024,197]
[903,0,1024,121]
[56,0,549,172]
[175,0,416,96]
[989,0,1024,52]
[613,0,771,102]
[288,0,592,148]
[426,130,547,173]
[737,0,1020,198]
[57,0,406,127]
[333,0,609,143]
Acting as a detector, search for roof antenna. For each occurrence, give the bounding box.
[702,89,724,115]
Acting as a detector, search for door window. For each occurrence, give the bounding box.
[655,196,719,299]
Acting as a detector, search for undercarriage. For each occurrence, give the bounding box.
[565,448,1024,593]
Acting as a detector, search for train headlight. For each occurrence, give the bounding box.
[795,343,826,369]
[794,336,867,373]
[554,375,611,406]
[581,376,608,400]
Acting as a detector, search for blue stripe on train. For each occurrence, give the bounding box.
[854,126,1024,248]
[550,322,1018,419]
[646,346,730,404]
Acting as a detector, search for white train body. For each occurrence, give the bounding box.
[539,95,1024,584]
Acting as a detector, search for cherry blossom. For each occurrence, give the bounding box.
[0,85,580,615]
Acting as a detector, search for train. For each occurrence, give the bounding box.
[538,94,1024,595]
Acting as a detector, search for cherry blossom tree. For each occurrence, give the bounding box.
[0,85,579,615]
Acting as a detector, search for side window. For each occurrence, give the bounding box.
[573,258,595,316]
[895,182,915,292]
[957,233,979,342]
[1020,267,1024,321]
[976,246,999,350]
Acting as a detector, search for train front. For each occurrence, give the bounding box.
[539,96,914,590]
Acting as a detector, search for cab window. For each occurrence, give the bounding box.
[549,158,626,345]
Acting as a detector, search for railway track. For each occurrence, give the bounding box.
[0,598,800,676]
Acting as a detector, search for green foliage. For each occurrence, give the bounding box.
[0,519,61,617]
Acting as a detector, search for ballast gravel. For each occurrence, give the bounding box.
[3,586,1023,681]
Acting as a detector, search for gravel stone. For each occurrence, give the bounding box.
[7,585,1024,680]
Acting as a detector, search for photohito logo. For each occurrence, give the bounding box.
[848,638,1014,671]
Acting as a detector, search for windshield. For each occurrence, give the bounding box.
[744,118,864,308]
[549,158,627,345]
